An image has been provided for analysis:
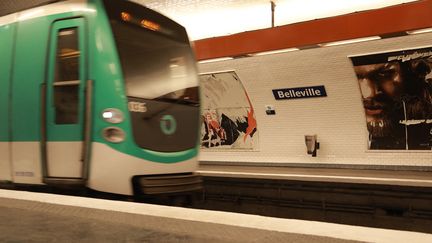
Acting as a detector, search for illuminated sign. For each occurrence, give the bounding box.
[120,12,161,32]
[140,19,160,31]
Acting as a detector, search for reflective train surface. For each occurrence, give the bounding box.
[0,0,202,197]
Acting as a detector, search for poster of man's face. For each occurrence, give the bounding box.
[350,47,432,150]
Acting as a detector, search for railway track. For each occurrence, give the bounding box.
[192,176,432,233]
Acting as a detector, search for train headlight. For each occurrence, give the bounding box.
[102,127,125,143]
[102,108,123,123]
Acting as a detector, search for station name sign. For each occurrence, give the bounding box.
[272,85,327,100]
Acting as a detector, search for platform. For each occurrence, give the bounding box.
[1,189,432,242]
[198,163,432,187]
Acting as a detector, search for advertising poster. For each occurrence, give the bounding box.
[199,71,259,150]
[350,47,432,150]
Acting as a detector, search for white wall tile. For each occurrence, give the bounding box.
[198,33,432,166]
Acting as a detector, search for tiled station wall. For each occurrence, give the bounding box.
[197,33,432,167]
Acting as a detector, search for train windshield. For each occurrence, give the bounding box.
[105,0,200,152]
[114,25,199,102]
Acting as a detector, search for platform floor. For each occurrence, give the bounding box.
[198,164,432,187]
[1,189,432,242]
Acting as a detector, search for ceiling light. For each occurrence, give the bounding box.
[198,57,234,64]
[406,28,432,35]
[253,48,299,56]
[319,36,381,47]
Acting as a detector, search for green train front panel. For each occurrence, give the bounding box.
[0,21,14,141]
[89,0,200,163]
[0,17,15,181]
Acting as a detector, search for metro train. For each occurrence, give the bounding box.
[0,0,202,197]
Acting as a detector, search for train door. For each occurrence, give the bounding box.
[43,18,90,183]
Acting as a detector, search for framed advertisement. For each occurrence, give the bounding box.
[350,47,432,150]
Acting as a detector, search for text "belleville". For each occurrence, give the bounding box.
[272,85,327,100]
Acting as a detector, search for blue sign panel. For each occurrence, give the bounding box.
[272,85,327,100]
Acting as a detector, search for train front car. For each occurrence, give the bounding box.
[88,0,202,196]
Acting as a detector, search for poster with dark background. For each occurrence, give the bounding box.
[350,47,432,150]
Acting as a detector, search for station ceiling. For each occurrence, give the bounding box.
[134,0,418,40]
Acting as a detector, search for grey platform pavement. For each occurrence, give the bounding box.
[1,189,431,243]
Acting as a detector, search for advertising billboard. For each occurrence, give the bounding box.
[350,47,432,150]
[199,71,259,150]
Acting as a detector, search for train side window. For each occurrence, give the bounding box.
[53,28,80,124]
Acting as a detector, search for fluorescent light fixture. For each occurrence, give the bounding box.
[198,57,234,64]
[253,48,300,56]
[320,36,381,47]
[406,28,432,35]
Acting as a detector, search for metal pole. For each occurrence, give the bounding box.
[271,1,276,27]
